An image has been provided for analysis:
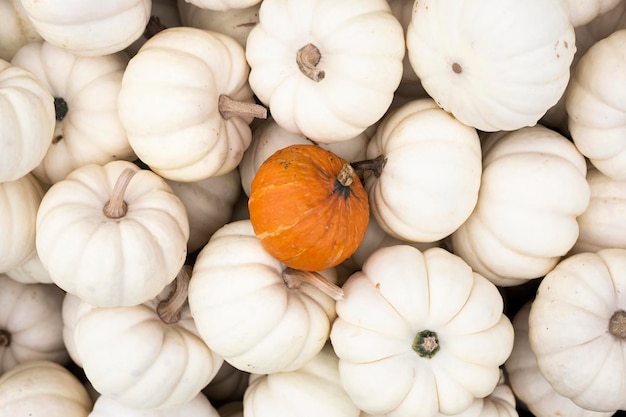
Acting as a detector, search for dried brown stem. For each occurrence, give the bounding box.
[282,268,344,301]
[103,167,138,219]
[219,95,268,120]
[157,266,192,324]
[296,43,325,82]
[350,154,387,178]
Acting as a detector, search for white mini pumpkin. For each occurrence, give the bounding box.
[365,98,482,243]
[18,0,152,56]
[188,220,339,374]
[0,0,42,61]
[528,248,626,412]
[566,29,626,181]
[88,392,220,417]
[0,275,68,373]
[245,0,405,143]
[11,41,134,184]
[5,249,52,284]
[406,0,575,132]
[564,0,623,27]
[450,125,590,286]
[0,360,92,417]
[330,245,514,417]
[0,58,54,183]
[74,269,223,409]
[36,160,189,307]
[118,26,264,182]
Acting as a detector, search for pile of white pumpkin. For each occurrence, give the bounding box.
[2,0,626,416]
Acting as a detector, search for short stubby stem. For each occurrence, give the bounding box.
[609,310,626,339]
[218,94,268,120]
[282,268,344,301]
[157,266,191,324]
[54,97,68,121]
[103,167,138,219]
[413,329,440,358]
[297,43,325,82]
[0,329,10,347]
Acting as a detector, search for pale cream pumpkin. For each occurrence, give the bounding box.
[243,343,360,417]
[365,98,482,243]
[88,392,220,417]
[35,160,189,307]
[118,26,264,182]
[188,220,339,374]
[164,168,242,254]
[566,29,626,180]
[0,360,92,417]
[406,0,575,132]
[177,0,260,47]
[5,249,52,284]
[61,292,91,367]
[11,41,134,184]
[0,59,54,183]
[0,275,68,373]
[450,125,590,286]
[0,0,42,61]
[528,249,626,412]
[74,269,224,409]
[506,302,615,417]
[330,245,514,417]
[245,0,405,143]
[0,173,44,273]
[563,0,624,27]
[18,0,152,56]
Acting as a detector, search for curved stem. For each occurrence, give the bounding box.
[157,266,191,324]
[296,43,325,82]
[351,154,387,178]
[219,95,268,120]
[103,167,138,219]
[0,329,10,347]
[282,268,344,301]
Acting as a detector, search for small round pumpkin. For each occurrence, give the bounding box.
[248,144,369,271]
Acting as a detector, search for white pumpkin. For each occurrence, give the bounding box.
[188,220,339,374]
[528,249,626,412]
[0,275,68,373]
[365,98,482,243]
[118,26,264,182]
[177,0,259,47]
[406,0,575,132]
[563,0,623,27]
[0,59,54,183]
[35,160,189,307]
[330,245,514,417]
[569,165,626,254]
[5,249,52,284]
[243,343,360,417]
[11,41,134,185]
[0,173,44,273]
[88,392,220,417]
[245,0,405,143]
[566,29,626,181]
[61,292,92,367]
[0,360,92,417]
[18,0,152,56]
[74,270,223,409]
[165,168,242,254]
[450,125,590,287]
[506,302,615,417]
[239,116,370,196]
[0,0,42,61]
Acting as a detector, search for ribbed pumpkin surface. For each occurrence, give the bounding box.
[248,144,369,271]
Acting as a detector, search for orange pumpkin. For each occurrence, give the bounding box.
[248,144,370,271]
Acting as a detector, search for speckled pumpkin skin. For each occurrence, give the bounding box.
[248,144,369,271]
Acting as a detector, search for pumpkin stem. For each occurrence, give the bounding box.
[54,97,68,121]
[0,329,10,347]
[609,310,626,339]
[144,16,167,39]
[157,266,191,324]
[219,94,268,120]
[103,167,138,219]
[413,329,440,358]
[350,155,387,178]
[296,43,325,82]
[337,164,355,187]
[282,268,344,301]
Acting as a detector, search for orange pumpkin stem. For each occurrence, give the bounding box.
[337,164,355,187]
[297,43,325,82]
[103,167,138,219]
[609,310,626,339]
[350,154,387,178]
[219,94,268,120]
[282,268,344,301]
[157,266,191,324]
